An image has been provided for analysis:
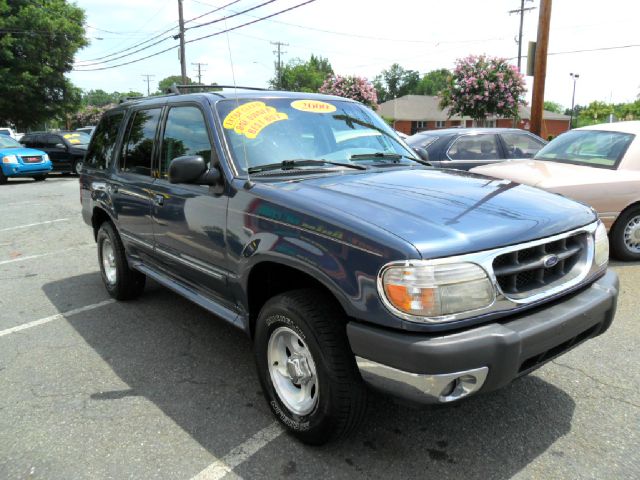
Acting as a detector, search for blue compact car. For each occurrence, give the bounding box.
[0,135,52,184]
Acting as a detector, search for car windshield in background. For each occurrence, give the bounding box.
[534,130,634,169]
[215,98,417,174]
[63,131,91,145]
[0,136,21,148]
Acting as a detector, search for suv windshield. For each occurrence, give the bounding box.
[0,136,21,148]
[534,129,634,169]
[216,98,418,174]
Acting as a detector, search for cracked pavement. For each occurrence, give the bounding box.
[0,177,638,479]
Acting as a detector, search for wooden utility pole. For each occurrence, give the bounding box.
[271,41,288,89]
[509,0,536,70]
[141,74,155,96]
[178,0,187,85]
[530,0,552,136]
[192,62,207,84]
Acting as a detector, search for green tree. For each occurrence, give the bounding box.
[543,101,564,113]
[415,69,451,96]
[157,75,193,94]
[270,54,333,92]
[373,64,420,103]
[579,100,614,124]
[0,0,87,130]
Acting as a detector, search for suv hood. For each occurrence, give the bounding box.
[277,167,596,259]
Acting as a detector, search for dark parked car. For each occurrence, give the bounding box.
[20,131,90,173]
[81,90,617,445]
[406,127,546,170]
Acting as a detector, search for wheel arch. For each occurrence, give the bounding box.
[244,259,352,338]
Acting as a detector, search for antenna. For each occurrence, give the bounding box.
[223,17,253,189]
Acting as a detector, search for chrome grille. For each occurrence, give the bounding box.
[493,233,589,299]
[21,155,42,163]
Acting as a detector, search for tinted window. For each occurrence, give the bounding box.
[535,130,634,169]
[44,134,61,148]
[85,113,124,170]
[20,134,36,146]
[120,108,161,176]
[160,106,212,178]
[502,132,545,159]
[448,134,499,160]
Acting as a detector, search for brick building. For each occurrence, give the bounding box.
[378,95,570,140]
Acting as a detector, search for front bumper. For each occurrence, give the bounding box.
[1,162,52,176]
[348,270,619,404]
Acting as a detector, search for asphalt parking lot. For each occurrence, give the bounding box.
[0,176,638,480]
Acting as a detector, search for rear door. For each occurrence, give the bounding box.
[444,133,503,170]
[43,134,70,169]
[110,107,162,262]
[149,103,232,302]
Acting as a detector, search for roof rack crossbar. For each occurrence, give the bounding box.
[166,83,268,94]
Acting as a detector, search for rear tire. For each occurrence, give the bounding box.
[96,221,146,300]
[254,289,367,445]
[33,174,47,182]
[610,206,640,261]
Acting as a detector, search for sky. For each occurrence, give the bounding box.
[70,0,640,109]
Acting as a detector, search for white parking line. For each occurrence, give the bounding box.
[191,422,284,480]
[0,299,115,338]
[0,244,93,265]
[0,218,70,232]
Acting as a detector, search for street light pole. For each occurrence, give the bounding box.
[569,72,579,129]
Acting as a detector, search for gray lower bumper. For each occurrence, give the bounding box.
[349,270,619,404]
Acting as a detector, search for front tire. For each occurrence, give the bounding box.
[610,206,640,261]
[0,169,7,185]
[33,174,47,182]
[97,222,146,300]
[254,289,367,445]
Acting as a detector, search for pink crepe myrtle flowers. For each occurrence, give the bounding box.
[440,54,526,121]
[319,74,378,108]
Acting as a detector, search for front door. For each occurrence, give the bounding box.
[111,107,162,262]
[149,104,231,303]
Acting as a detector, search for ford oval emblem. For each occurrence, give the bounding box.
[543,254,560,268]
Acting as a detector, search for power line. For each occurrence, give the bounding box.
[185,0,278,32]
[75,0,244,64]
[73,0,317,72]
[509,43,640,60]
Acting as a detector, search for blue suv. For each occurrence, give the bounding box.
[0,135,52,184]
[81,89,618,444]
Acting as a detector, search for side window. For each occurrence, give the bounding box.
[120,108,161,176]
[160,106,212,178]
[85,113,124,170]
[448,134,499,160]
[45,135,61,148]
[502,133,545,159]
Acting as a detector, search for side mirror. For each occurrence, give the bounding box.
[55,143,66,149]
[413,147,429,163]
[168,155,222,186]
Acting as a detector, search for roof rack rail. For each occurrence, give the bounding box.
[166,83,268,94]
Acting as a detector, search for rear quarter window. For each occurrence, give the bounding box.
[85,113,124,170]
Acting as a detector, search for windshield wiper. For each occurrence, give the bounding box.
[350,152,430,166]
[248,159,366,174]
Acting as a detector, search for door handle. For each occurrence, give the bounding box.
[154,194,164,206]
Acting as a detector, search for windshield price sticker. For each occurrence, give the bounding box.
[223,101,288,139]
[291,100,336,113]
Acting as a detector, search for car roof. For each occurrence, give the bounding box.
[577,121,640,135]
[412,127,533,136]
[113,89,354,111]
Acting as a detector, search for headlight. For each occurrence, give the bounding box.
[2,155,18,164]
[594,221,609,267]
[43,154,50,162]
[380,262,495,322]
